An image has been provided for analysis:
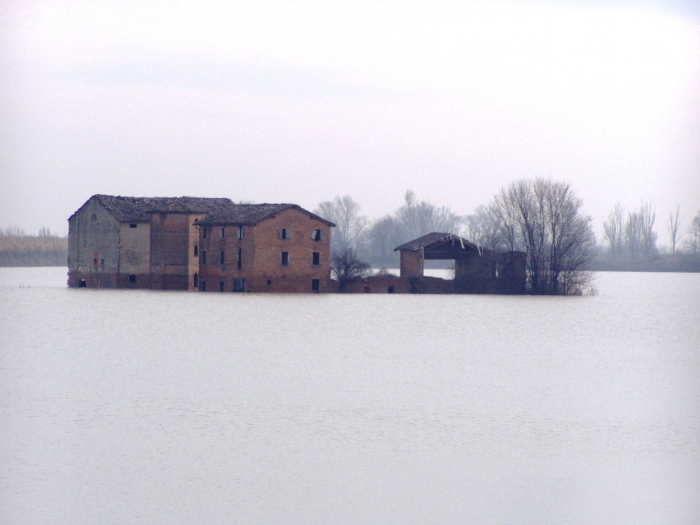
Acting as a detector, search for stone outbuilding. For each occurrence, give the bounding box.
[395,232,527,294]
[344,232,526,294]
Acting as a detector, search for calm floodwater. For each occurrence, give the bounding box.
[1,268,699,525]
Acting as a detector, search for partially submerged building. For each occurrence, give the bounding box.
[67,195,335,292]
[345,232,526,294]
[68,196,524,294]
[68,195,234,289]
[194,204,335,293]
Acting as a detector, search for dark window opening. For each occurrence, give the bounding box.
[219,281,224,292]
[78,279,87,288]
[129,223,137,228]
[233,278,245,292]
[194,244,198,256]
[194,273,198,287]
[221,227,225,238]
[267,279,272,285]
[278,228,290,240]
[200,280,206,291]
[202,250,207,264]
[93,258,97,265]
[237,248,242,269]
[388,286,394,293]
[364,286,370,293]
[220,250,225,265]
[101,258,104,267]
[281,251,289,266]
[203,228,207,239]
[312,252,320,266]
[238,225,244,239]
[312,229,325,241]
[129,274,136,283]
[312,279,320,291]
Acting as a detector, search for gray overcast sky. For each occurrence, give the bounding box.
[1,0,699,241]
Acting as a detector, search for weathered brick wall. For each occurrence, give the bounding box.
[400,250,423,277]
[68,198,120,288]
[343,275,456,294]
[118,221,150,288]
[150,213,191,290]
[454,250,526,294]
[198,208,333,293]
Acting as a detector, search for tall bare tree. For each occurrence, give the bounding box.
[315,195,368,256]
[489,178,595,294]
[603,203,625,259]
[394,190,462,241]
[667,205,681,255]
[463,205,503,251]
[685,210,700,254]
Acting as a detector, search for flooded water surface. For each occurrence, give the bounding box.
[1,268,699,524]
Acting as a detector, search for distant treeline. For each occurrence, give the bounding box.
[0,226,67,266]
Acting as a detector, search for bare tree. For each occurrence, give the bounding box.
[395,190,462,242]
[639,202,657,258]
[603,203,625,259]
[667,205,681,255]
[684,210,700,254]
[463,205,503,251]
[361,215,400,267]
[489,178,595,295]
[331,247,370,292]
[315,195,368,255]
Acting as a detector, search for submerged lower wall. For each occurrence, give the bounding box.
[343,270,526,295]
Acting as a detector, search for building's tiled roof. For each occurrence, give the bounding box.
[196,203,335,227]
[76,195,237,222]
[394,232,477,251]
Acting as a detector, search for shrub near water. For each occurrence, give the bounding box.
[0,228,67,266]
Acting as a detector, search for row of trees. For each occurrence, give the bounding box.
[318,179,598,295]
[601,203,700,259]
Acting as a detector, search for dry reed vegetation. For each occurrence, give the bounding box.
[0,229,67,266]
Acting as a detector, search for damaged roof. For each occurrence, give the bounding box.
[394,232,478,251]
[75,195,236,222]
[195,203,335,227]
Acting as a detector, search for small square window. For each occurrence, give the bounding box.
[312,229,325,241]
[129,274,136,283]
[281,251,289,266]
[312,252,320,266]
[129,223,137,228]
[233,278,245,292]
[312,279,320,291]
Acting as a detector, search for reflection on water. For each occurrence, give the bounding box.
[0,268,699,524]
